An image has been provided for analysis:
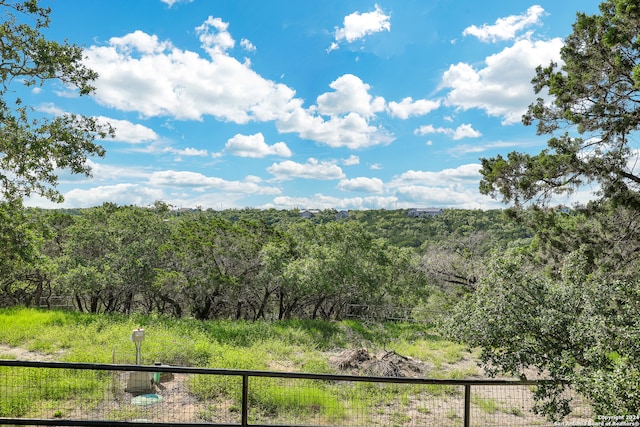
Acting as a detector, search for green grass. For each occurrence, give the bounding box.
[472,396,500,414]
[0,307,472,423]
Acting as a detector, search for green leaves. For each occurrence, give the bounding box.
[0,0,112,203]
[447,247,640,417]
[483,0,640,208]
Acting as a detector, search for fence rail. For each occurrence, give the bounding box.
[0,360,592,427]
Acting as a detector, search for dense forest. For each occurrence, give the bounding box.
[0,202,534,321]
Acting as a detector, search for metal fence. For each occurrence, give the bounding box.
[0,360,593,427]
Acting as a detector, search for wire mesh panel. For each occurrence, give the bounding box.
[468,384,594,427]
[0,360,595,427]
[243,377,467,427]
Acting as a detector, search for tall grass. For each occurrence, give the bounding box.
[0,307,470,422]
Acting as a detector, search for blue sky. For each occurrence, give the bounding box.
[24,0,600,210]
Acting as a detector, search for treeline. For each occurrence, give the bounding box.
[0,201,533,320]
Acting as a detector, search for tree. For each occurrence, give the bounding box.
[479,0,640,208]
[0,0,112,203]
[456,0,640,418]
[0,200,50,306]
[447,249,640,418]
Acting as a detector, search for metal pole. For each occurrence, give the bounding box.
[464,384,471,427]
[242,374,249,427]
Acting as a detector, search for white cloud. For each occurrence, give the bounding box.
[84,22,395,150]
[275,74,394,149]
[338,177,384,193]
[197,16,235,55]
[64,183,165,208]
[84,25,299,124]
[414,123,481,140]
[224,133,292,158]
[95,116,159,143]
[385,164,503,208]
[240,38,256,52]
[387,97,441,119]
[149,170,281,194]
[36,102,65,116]
[463,5,545,43]
[329,4,391,51]
[440,38,563,124]
[277,108,394,149]
[316,74,385,118]
[342,154,360,166]
[160,0,193,7]
[267,158,345,181]
[452,140,529,155]
[394,185,493,208]
[452,123,482,140]
[268,194,397,210]
[71,160,151,183]
[415,124,449,136]
[164,147,209,158]
[389,164,482,187]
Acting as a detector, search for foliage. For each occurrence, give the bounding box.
[0,204,533,321]
[0,307,474,424]
[0,0,112,203]
[449,0,640,419]
[480,0,640,208]
[446,249,640,418]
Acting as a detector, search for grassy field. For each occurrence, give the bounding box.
[0,307,472,370]
[0,307,592,426]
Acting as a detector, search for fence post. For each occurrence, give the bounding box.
[464,384,471,427]
[242,374,249,427]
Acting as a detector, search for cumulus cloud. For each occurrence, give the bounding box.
[390,164,482,187]
[64,183,164,208]
[197,16,235,55]
[267,158,346,181]
[84,26,298,124]
[80,160,152,182]
[342,155,360,166]
[414,123,482,140]
[268,194,397,210]
[84,22,394,150]
[316,74,385,118]
[95,116,159,143]
[276,74,393,149]
[224,133,292,158]
[337,177,384,193]
[149,170,281,194]
[387,97,441,119]
[440,38,563,124]
[384,164,501,208]
[277,108,394,149]
[329,4,391,52]
[463,5,545,43]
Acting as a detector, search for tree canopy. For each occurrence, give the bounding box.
[451,0,640,418]
[0,0,111,203]
[479,0,640,208]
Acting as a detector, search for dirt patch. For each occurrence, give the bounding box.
[329,348,428,377]
[0,344,64,361]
